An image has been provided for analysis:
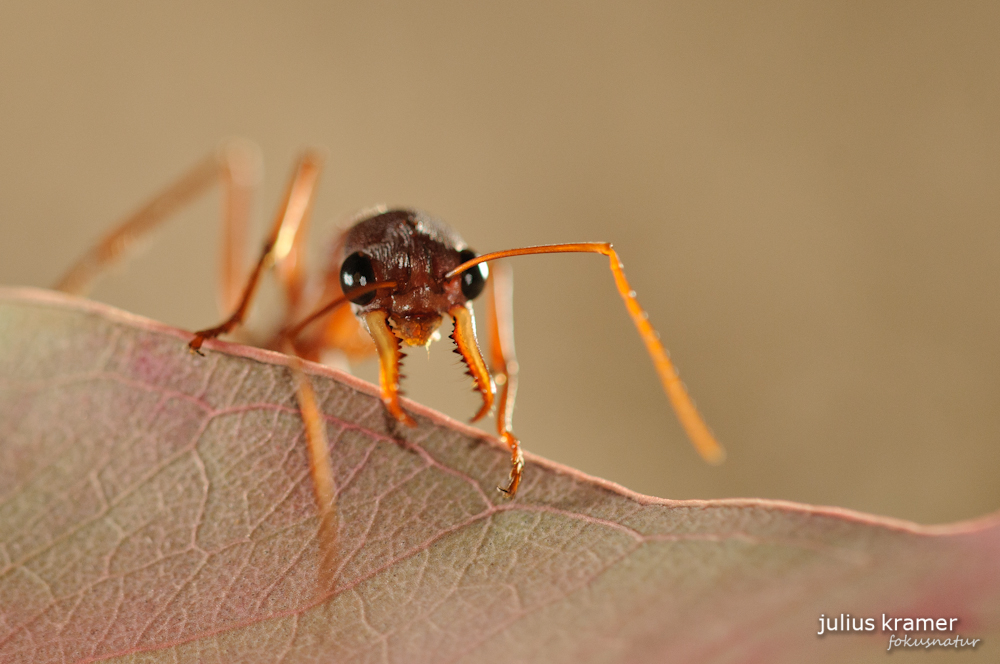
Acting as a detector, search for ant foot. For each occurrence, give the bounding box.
[189,323,231,355]
[188,332,213,355]
[188,335,207,355]
[497,457,524,498]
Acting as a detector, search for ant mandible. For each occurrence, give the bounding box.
[56,143,724,503]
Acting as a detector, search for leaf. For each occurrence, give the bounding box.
[0,287,997,664]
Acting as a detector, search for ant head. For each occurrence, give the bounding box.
[338,208,488,346]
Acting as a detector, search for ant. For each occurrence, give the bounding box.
[55,141,724,508]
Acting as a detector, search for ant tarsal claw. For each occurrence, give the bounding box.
[497,460,523,498]
[188,335,208,355]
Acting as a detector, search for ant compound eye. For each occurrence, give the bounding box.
[340,252,378,305]
[458,249,488,300]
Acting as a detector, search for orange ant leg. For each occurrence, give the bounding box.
[281,344,340,590]
[447,242,726,465]
[484,261,524,497]
[58,146,341,580]
[218,142,262,313]
[55,141,260,299]
[190,151,322,353]
[271,152,323,316]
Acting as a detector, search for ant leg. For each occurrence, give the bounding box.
[447,242,725,465]
[55,141,260,299]
[282,346,339,591]
[484,261,524,497]
[219,142,262,313]
[190,151,323,353]
[271,151,324,317]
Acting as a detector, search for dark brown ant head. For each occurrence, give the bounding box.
[339,208,488,346]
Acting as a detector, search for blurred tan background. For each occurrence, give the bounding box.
[1,2,998,525]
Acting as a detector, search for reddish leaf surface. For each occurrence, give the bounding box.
[0,287,997,664]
